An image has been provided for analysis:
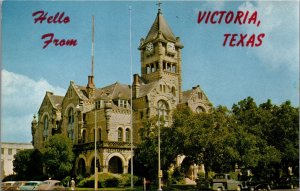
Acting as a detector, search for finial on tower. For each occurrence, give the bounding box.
[156,0,162,13]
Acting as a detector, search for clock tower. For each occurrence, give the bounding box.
[138,7,184,102]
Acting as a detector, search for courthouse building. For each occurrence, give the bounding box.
[31,7,212,177]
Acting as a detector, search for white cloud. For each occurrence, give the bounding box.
[1,70,65,143]
[238,1,299,72]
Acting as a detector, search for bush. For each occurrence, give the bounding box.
[105,177,120,187]
[2,174,17,181]
[119,174,139,187]
[77,173,139,188]
[171,167,185,184]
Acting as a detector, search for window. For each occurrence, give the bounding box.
[157,100,169,121]
[140,111,144,119]
[196,106,205,113]
[8,149,12,155]
[119,100,127,108]
[98,129,102,141]
[96,100,104,109]
[118,128,123,142]
[82,130,86,143]
[146,65,151,74]
[1,148,4,155]
[67,108,75,141]
[43,115,49,140]
[172,65,176,73]
[68,89,73,98]
[125,128,130,142]
[198,92,203,99]
[44,116,48,130]
[171,87,176,96]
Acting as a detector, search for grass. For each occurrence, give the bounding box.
[67,186,144,191]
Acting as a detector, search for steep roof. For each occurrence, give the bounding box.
[144,10,176,43]
[138,81,158,98]
[181,89,193,104]
[96,82,131,100]
[47,92,64,110]
[181,85,210,104]
[72,83,89,101]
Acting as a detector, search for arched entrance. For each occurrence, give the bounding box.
[108,156,123,174]
[90,158,100,174]
[77,158,86,176]
[181,157,194,180]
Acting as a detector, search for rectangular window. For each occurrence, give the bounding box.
[1,148,4,155]
[8,149,12,155]
[118,100,127,108]
[140,111,144,119]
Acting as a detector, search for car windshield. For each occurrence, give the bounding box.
[25,182,38,186]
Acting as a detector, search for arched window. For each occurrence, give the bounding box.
[196,106,205,114]
[118,128,123,142]
[157,100,169,121]
[98,129,102,141]
[125,128,130,142]
[43,115,49,140]
[82,130,86,143]
[171,87,176,96]
[44,116,48,130]
[67,108,75,141]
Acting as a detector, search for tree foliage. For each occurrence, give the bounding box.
[42,134,74,179]
[13,149,43,180]
[135,97,299,183]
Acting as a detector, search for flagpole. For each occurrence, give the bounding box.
[129,5,134,189]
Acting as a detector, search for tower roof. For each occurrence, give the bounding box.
[144,9,176,43]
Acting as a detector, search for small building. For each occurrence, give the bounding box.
[1,142,33,178]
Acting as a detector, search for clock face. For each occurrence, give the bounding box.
[145,43,154,53]
[167,42,175,52]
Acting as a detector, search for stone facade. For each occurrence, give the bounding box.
[31,8,212,177]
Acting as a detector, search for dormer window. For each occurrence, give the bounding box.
[118,100,128,108]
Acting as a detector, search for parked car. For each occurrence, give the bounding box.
[6,181,27,190]
[242,177,271,191]
[275,176,299,189]
[19,181,42,190]
[34,180,65,190]
[2,181,16,190]
[211,173,243,191]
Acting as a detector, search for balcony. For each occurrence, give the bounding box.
[73,141,135,152]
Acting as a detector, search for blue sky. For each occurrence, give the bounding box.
[1,0,299,143]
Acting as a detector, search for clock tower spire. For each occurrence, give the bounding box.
[138,6,184,102]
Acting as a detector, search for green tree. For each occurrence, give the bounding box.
[182,106,240,175]
[13,149,43,180]
[42,134,74,179]
[134,116,184,184]
[232,98,298,180]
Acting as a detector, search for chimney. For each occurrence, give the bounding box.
[133,74,140,98]
[87,76,95,99]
